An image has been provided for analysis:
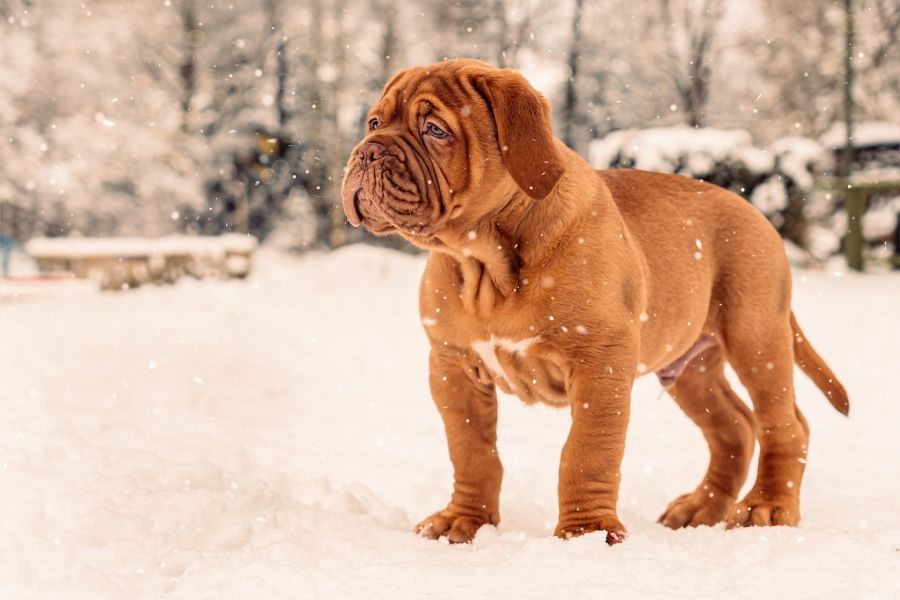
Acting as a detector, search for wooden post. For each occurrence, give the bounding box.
[845,187,865,271]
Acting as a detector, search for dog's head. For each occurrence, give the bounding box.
[341,59,565,241]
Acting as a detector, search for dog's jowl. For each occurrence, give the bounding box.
[342,59,849,545]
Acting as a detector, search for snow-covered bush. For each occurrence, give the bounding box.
[589,127,774,179]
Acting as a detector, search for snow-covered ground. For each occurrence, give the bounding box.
[1,246,899,599]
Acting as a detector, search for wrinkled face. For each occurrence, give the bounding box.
[341,59,564,241]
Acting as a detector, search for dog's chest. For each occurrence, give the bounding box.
[470,335,568,406]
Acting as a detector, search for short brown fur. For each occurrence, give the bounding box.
[341,59,848,544]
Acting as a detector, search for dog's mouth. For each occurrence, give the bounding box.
[342,161,447,238]
[342,166,389,232]
[349,188,365,226]
[347,185,395,235]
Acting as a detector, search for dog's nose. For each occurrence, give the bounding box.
[358,141,387,167]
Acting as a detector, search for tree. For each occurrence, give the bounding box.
[655,0,725,128]
[562,0,586,150]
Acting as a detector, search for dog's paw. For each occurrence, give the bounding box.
[659,486,735,529]
[554,516,626,545]
[725,496,800,528]
[414,510,491,544]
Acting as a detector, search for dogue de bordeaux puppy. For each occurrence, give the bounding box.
[341,59,849,544]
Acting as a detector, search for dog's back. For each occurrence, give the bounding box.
[597,167,789,314]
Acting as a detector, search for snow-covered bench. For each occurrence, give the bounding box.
[25,234,258,290]
[816,175,900,271]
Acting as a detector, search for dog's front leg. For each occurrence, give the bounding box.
[415,347,502,543]
[555,366,632,544]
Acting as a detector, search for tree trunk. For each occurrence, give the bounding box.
[179,0,197,133]
[268,0,290,132]
[327,0,349,248]
[562,0,585,151]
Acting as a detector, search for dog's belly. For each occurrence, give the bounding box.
[654,334,717,387]
[471,336,568,406]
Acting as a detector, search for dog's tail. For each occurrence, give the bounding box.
[791,312,849,415]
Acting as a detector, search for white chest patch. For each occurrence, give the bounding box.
[471,336,540,387]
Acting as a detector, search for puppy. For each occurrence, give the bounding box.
[341,59,848,544]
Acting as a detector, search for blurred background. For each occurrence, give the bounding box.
[2,3,900,595]
[0,0,899,281]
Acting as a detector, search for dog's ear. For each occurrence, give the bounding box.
[469,69,565,199]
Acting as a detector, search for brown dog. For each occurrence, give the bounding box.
[341,59,849,544]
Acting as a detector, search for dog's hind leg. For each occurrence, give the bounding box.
[659,342,756,528]
[721,310,809,527]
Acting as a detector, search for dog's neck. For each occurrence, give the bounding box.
[423,149,597,316]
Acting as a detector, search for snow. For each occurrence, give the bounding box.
[820,121,900,150]
[750,176,789,214]
[2,246,899,598]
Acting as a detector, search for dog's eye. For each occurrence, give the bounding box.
[369,118,380,131]
[425,122,449,139]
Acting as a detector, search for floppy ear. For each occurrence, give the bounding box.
[470,69,565,199]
